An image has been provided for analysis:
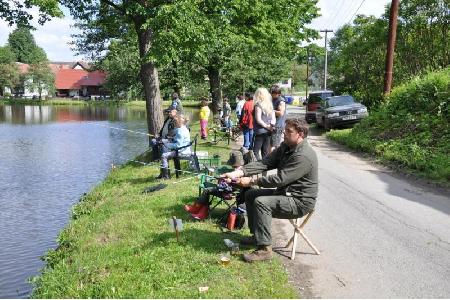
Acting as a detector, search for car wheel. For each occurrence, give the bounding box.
[324,119,332,131]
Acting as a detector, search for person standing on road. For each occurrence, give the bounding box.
[170,92,184,114]
[252,87,275,160]
[222,118,318,262]
[239,92,254,150]
[235,94,246,120]
[222,97,232,129]
[270,84,286,150]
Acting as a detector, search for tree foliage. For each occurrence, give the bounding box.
[25,61,55,100]
[8,26,48,63]
[0,63,20,95]
[0,45,17,63]
[0,0,62,27]
[99,36,142,100]
[0,46,20,95]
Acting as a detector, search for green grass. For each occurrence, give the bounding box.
[327,125,450,185]
[31,123,298,298]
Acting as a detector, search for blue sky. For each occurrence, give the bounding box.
[0,0,391,62]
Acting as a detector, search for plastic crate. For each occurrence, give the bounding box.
[198,155,221,168]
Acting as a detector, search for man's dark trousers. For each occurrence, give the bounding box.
[244,188,310,246]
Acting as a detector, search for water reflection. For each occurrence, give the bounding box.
[0,104,147,124]
[0,104,151,298]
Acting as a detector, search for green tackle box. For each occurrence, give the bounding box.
[198,155,221,168]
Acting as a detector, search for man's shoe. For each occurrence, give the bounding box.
[239,235,256,246]
[243,246,273,263]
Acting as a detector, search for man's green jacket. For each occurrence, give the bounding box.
[242,139,318,211]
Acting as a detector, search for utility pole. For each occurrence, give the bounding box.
[320,29,333,90]
[384,0,400,95]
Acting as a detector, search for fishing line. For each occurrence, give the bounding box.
[108,150,220,181]
[60,118,221,180]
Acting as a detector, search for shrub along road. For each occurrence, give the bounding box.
[278,106,450,298]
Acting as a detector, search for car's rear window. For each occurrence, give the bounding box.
[308,92,334,103]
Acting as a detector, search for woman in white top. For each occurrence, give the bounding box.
[252,87,275,160]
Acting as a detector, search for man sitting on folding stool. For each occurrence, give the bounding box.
[222,118,318,263]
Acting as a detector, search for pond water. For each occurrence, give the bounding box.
[0,104,198,298]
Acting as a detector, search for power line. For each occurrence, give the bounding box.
[327,0,347,28]
[347,0,367,24]
[330,0,359,30]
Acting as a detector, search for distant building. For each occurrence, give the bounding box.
[5,61,107,99]
[277,78,292,90]
[55,69,106,98]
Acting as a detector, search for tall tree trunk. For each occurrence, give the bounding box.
[136,26,164,145]
[207,65,222,125]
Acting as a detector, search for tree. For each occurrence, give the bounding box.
[0,63,20,96]
[25,62,55,100]
[156,0,318,118]
[8,26,48,63]
[395,0,449,78]
[0,46,20,96]
[328,16,389,107]
[0,0,62,27]
[0,45,17,63]
[193,0,318,117]
[99,36,143,100]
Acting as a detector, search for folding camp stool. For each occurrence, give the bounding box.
[285,211,320,260]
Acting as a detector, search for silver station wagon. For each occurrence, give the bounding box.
[316,95,369,130]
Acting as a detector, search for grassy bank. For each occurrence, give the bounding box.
[327,68,449,184]
[31,125,298,298]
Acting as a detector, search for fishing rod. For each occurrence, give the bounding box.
[61,118,222,180]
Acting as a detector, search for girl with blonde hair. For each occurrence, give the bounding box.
[252,87,275,160]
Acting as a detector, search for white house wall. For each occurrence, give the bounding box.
[69,90,79,97]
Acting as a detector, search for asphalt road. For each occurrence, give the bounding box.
[270,106,450,298]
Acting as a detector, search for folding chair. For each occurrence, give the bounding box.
[197,174,238,223]
[285,210,320,260]
[173,134,200,178]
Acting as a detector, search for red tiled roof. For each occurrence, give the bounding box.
[55,69,88,89]
[79,70,106,86]
[55,69,106,89]
[15,62,106,89]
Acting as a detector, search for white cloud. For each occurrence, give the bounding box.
[0,7,83,61]
[307,0,391,47]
